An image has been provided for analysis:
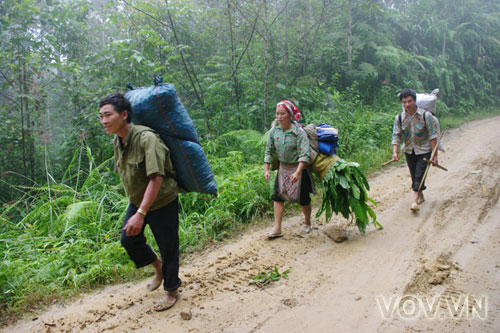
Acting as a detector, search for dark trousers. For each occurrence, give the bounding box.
[405,151,431,192]
[120,198,182,291]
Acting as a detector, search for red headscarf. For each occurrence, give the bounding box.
[277,100,301,123]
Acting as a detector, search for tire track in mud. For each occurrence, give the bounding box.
[432,153,500,229]
[17,217,340,332]
[390,149,500,333]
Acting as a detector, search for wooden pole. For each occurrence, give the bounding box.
[417,132,444,193]
[423,158,448,171]
[381,159,394,167]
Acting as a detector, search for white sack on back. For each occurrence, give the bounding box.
[399,88,445,152]
[416,88,445,151]
[416,88,439,114]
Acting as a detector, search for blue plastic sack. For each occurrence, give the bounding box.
[315,123,338,155]
[125,81,217,195]
[316,123,339,143]
[318,141,337,155]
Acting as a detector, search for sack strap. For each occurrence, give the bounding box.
[399,110,429,127]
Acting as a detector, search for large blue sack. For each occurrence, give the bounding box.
[316,123,339,143]
[318,141,337,155]
[125,81,217,195]
[316,123,339,155]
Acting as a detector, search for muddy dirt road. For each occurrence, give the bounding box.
[4,116,500,333]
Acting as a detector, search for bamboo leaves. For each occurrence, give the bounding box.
[316,159,380,234]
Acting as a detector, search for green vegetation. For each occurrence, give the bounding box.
[316,160,380,233]
[249,267,290,287]
[439,107,500,131]
[1,0,500,324]
[0,134,271,319]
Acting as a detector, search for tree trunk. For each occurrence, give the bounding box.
[284,1,289,83]
[263,0,269,131]
[164,0,212,136]
[347,0,353,73]
[226,0,241,129]
[23,60,35,181]
[442,32,446,59]
[18,49,28,180]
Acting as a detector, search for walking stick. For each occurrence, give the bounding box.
[417,132,444,193]
[423,158,448,171]
[381,159,394,167]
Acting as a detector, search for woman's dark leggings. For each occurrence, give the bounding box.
[120,198,182,291]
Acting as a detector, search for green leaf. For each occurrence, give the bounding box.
[348,196,367,223]
[351,183,361,200]
[338,175,350,189]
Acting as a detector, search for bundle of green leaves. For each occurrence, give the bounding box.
[316,159,381,233]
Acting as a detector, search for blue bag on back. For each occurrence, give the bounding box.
[125,80,217,195]
[318,141,337,155]
[316,123,339,155]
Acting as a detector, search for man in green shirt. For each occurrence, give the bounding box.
[99,92,181,311]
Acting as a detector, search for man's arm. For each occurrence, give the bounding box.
[430,138,438,166]
[392,114,402,161]
[392,144,400,161]
[123,173,163,236]
[426,112,438,166]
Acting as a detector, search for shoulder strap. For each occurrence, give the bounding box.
[399,111,428,127]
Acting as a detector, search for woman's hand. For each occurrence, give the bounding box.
[290,170,301,183]
[264,163,271,181]
[291,162,307,183]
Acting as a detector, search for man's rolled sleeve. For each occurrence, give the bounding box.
[425,112,438,140]
[141,132,166,177]
[391,115,402,146]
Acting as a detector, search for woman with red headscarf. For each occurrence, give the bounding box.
[263,100,314,239]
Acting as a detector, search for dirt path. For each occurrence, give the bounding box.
[4,116,500,333]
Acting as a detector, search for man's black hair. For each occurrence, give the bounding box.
[99,92,132,123]
[399,88,416,102]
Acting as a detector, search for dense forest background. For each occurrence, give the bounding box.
[1,0,499,319]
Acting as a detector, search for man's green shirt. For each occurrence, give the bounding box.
[114,123,178,211]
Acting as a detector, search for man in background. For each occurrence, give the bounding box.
[392,88,438,211]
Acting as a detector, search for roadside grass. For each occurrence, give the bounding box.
[440,107,500,130]
[0,139,272,325]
